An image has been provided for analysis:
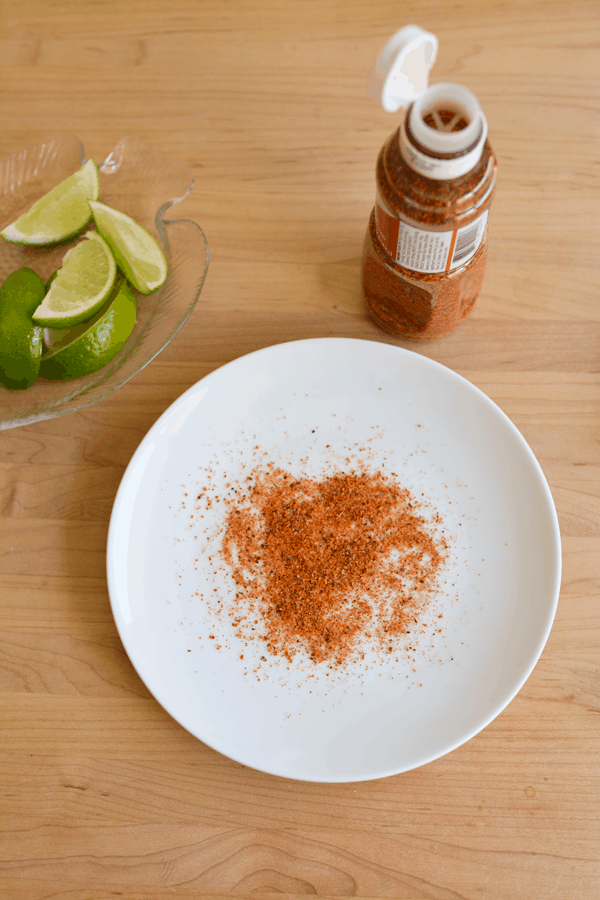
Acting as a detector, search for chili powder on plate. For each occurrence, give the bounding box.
[221,466,448,665]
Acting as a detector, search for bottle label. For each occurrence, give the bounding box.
[375,194,489,274]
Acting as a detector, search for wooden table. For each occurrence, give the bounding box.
[1,1,599,897]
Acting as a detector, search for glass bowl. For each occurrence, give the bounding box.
[0,134,209,429]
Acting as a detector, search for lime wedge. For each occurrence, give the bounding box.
[39,279,137,381]
[90,200,167,294]
[0,267,46,391]
[32,231,117,328]
[1,159,100,246]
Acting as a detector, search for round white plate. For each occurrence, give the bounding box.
[107,338,561,782]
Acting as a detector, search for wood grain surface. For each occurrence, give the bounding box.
[1,1,599,898]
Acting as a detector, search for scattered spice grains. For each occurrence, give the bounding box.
[219,464,448,666]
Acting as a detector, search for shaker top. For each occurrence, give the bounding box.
[368,25,438,113]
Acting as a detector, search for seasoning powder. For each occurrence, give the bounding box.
[220,466,448,665]
[362,94,498,340]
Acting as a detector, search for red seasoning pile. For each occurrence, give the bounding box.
[220,466,448,665]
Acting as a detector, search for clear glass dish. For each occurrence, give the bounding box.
[0,134,209,429]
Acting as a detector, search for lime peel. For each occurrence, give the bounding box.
[0,268,46,391]
[39,278,137,381]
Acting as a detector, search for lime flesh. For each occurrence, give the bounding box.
[90,200,167,294]
[32,230,117,328]
[39,279,137,381]
[1,159,100,246]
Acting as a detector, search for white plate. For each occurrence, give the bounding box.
[107,338,561,782]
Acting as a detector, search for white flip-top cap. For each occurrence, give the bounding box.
[368,25,438,113]
[369,26,488,179]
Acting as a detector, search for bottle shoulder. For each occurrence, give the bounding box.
[376,127,498,227]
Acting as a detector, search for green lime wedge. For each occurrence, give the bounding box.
[0,267,46,391]
[89,200,167,294]
[32,230,117,328]
[1,159,100,246]
[39,279,137,381]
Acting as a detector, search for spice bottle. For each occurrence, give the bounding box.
[363,26,499,340]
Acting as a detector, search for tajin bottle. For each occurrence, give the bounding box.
[363,27,499,340]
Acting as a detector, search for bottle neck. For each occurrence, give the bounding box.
[398,83,488,180]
